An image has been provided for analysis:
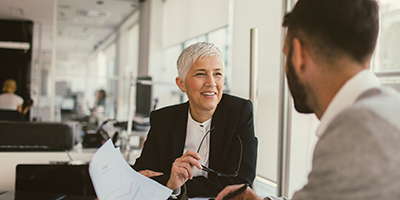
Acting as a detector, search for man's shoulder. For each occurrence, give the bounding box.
[322,86,400,143]
[355,86,400,105]
[352,86,400,129]
[312,87,400,197]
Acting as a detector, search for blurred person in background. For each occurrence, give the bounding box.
[0,78,32,115]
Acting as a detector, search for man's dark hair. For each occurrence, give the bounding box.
[283,0,379,64]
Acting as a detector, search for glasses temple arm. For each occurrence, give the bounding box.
[196,126,215,153]
[236,135,243,174]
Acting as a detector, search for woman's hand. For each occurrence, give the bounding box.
[215,184,262,200]
[138,169,164,178]
[166,150,202,190]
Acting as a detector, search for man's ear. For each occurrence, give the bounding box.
[175,76,186,92]
[291,38,307,74]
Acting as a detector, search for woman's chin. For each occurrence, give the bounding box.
[199,103,219,112]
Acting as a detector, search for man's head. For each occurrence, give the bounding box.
[282,0,379,114]
[283,0,379,65]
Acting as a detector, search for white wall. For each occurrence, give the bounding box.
[162,0,230,47]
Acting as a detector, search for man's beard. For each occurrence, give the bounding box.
[286,46,314,114]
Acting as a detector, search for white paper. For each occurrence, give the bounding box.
[89,139,172,200]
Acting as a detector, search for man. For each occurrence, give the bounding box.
[216,0,400,199]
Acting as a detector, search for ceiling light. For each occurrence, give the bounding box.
[79,9,110,18]
[58,4,71,9]
[69,32,91,40]
[58,11,68,21]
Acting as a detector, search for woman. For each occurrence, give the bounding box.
[0,79,25,113]
[133,42,258,198]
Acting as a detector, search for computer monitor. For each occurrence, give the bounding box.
[135,76,152,118]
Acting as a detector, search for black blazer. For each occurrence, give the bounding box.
[133,94,258,197]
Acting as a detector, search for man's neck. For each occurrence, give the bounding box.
[312,64,366,119]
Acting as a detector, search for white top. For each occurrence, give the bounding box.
[316,69,381,138]
[0,93,23,110]
[184,108,212,177]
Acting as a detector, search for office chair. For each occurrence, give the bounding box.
[0,109,24,121]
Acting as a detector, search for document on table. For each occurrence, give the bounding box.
[89,139,172,200]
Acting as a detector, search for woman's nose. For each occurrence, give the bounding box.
[205,75,216,86]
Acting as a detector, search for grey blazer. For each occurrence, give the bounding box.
[271,87,400,200]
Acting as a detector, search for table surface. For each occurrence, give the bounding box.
[0,190,211,200]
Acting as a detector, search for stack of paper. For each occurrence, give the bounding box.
[89,139,172,200]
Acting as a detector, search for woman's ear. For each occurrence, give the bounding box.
[175,77,186,92]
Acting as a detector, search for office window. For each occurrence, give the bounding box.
[149,44,183,110]
[373,0,400,72]
[379,76,400,93]
[373,1,400,93]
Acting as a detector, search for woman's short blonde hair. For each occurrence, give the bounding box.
[2,79,17,93]
[176,42,224,81]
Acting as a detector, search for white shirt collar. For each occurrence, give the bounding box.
[316,69,381,138]
[185,108,212,177]
[187,108,212,130]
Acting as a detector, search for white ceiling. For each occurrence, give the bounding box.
[0,0,138,66]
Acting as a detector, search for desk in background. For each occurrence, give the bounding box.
[0,145,142,191]
[0,190,96,200]
[0,147,95,191]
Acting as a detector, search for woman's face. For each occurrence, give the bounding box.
[176,56,224,113]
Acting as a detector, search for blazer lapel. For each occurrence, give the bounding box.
[209,100,226,171]
[172,102,189,159]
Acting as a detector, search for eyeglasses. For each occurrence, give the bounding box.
[196,127,243,177]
